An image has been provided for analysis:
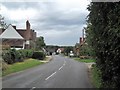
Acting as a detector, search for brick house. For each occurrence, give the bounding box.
[0,20,37,49]
[74,37,85,57]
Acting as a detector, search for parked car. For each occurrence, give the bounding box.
[69,53,74,57]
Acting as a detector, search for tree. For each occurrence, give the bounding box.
[64,46,73,56]
[0,14,7,29]
[35,36,46,50]
[86,2,120,88]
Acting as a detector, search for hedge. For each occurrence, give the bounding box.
[86,2,120,88]
[32,51,46,60]
[2,49,33,64]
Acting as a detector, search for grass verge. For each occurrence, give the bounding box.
[74,58,95,63]
[2,58,44,76]
[91,65,102,88]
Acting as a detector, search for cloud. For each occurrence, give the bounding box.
[0,0,90,46]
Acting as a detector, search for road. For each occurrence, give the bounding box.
[2,55,93,88]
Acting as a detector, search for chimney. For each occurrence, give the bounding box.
[80,37,82,44]
[26,20,30,31]
[26,20,31,40]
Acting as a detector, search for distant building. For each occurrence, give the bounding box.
[0,20,37,49]
[74,37,86,57]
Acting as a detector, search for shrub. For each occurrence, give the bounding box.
[2,49,16,64]
[32,51,46,60]
[18,49,33,59]
[26,50,33,58]
[15,50,24,62]
[2,49,34,64]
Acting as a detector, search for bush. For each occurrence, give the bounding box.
[15,50,24,62]
[18,49,33,59]
[2,49,16,64]
[32,51,46,60]
[2,49,34,64]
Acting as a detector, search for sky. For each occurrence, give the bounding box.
[0,0,90,46]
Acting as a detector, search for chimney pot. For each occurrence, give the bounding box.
[80,37,82,44]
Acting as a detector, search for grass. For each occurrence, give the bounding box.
[91,65,102,88]
[74,58,95,63]
[2,58,44,76]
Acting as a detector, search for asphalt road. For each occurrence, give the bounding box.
[2,55,93,88]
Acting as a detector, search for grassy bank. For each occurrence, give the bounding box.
[91,65,102,88]
[74,58,95,63]
[2,59,44,76]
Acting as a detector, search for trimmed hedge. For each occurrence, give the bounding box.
[32,51,46,60]
[2,49,33,64]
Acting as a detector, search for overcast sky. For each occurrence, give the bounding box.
[0,0,90,46]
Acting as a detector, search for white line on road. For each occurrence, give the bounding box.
[45,72,56,80]
[59,66,63,70]
[45,60,66,81]
[59,60,66,70]
[30,87,36,90]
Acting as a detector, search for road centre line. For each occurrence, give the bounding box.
[59,60,66,70]
[59,66,63,70]
[45,72,56,80]
[45,60,66,81]
[30,87,36,90]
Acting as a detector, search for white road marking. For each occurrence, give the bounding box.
[45,60,66,81]
[45,72,56,80]
[59,66,63,70]
[59,60,66,70]
[30,87,36,90]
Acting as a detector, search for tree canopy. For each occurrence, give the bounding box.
[36,36,46,50]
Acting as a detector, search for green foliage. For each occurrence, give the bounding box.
[64,46,73,56]
[18,49,33,58]
[2,49,16,64]
[79,44,95,57]
[2,49,33,64]
[32,51,46,60]
[91,65,102,88]
[86,2,120,88]
[36,36,46,50]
